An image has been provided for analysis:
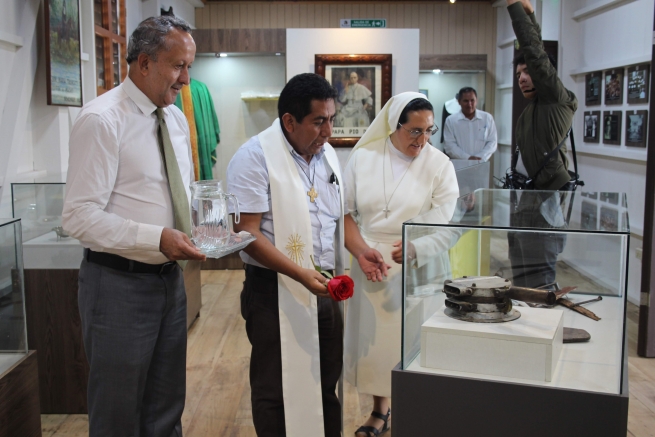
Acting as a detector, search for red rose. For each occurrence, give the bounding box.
[327,275,354,301]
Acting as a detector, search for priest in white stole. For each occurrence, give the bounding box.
[227,73,389,437]
[343,92,460,436]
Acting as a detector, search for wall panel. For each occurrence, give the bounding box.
[195,2,498,112]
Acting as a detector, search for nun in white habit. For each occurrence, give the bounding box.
[343,92,459,436]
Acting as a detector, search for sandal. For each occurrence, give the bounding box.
[354,408,391,436]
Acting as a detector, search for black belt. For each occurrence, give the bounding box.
[245,264,334,280]
[85,249,178,275]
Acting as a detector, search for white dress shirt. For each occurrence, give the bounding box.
[227,132,347,270]
[63,77,193,264]
[443,109,498,161]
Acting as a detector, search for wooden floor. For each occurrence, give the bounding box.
[42,269,655,437]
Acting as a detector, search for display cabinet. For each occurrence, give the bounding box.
[11,182,202,413]
[0,218,41,437]
[393,189,630,436]
[452,159,490,196]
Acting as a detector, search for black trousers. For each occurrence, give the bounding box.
[507,191,567,289]
[241,264,343,437]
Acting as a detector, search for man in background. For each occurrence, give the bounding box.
[63,15,205,437]
[443,87,497,161]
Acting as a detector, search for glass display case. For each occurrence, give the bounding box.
[0,218,28,374]
[452,159,490,196]
[394,189,629,436]
[11,182,84,269]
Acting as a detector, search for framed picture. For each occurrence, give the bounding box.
[627,64,650,104]
[604,69,623,105]
[583,111,601,143]
[45,0,83,107]
[581,201,598,231]
[585,71,602,106]
[602,111,622,145]
[419,89,429,98]
[315,54,392,147]
[625,110,648,148]
[600,192,619,205]
[600,206,619,232]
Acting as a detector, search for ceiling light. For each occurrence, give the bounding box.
[450,0,456,3]
[433,69,442,74]
[219,53,227,58]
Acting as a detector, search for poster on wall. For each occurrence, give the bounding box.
[45,0,83,107]
[585,71,601,106]
[627,64,650,104]
[599,206,619,232]
[583,111,600,143]
[581,201,597,231]
[604,69,623,106]
[602,111,622,145]
[625,110,648,148]
[315,54,392,147]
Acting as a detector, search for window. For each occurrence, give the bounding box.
[94,0,126,95]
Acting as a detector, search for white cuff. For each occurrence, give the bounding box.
[136,223,165,251]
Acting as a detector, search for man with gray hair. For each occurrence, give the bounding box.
[63,15,205,437]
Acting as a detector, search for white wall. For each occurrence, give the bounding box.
[494,0,653,304]
[189,55,286,184]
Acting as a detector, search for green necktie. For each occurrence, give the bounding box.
[155,108,191,269]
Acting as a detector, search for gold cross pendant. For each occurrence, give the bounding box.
[307,185,318,203]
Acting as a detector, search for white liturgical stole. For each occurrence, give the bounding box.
[259,119,345,437]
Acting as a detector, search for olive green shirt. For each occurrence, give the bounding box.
[509,3,578,190]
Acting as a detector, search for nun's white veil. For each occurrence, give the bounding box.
[346,91,430,161]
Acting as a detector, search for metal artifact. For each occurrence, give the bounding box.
[557,297,601,321]
[52,226,69,241]
[563,327,591,343]
[442,276,573,323]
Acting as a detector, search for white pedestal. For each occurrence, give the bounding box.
[420,305,563,382]
[22,231,84,269]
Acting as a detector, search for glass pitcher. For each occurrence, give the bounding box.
[189,180,240,251]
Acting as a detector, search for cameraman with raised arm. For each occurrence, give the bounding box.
[506,0,578,289]
[507,0,577,191]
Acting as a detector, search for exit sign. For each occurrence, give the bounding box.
[340,19,387,28]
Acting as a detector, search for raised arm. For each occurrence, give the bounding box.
[507,0,570,104]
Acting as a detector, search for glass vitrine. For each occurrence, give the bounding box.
[0,218,28,375]
[402,189,629,396]
[452,159,490,196]
[11,182,83,269]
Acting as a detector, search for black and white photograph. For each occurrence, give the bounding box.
[600,206,619,232]
[626,110,648,148]
[603,111,622,145]
[604,69,624,105]
[585,71,602,106]
[627,64,649,104]
[583,110,601,143]
[601,192,620,205]
[581,201,598,231]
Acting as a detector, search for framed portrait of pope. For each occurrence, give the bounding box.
[315,54,392,147]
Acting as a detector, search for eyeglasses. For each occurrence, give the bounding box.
[397,123,439,138]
